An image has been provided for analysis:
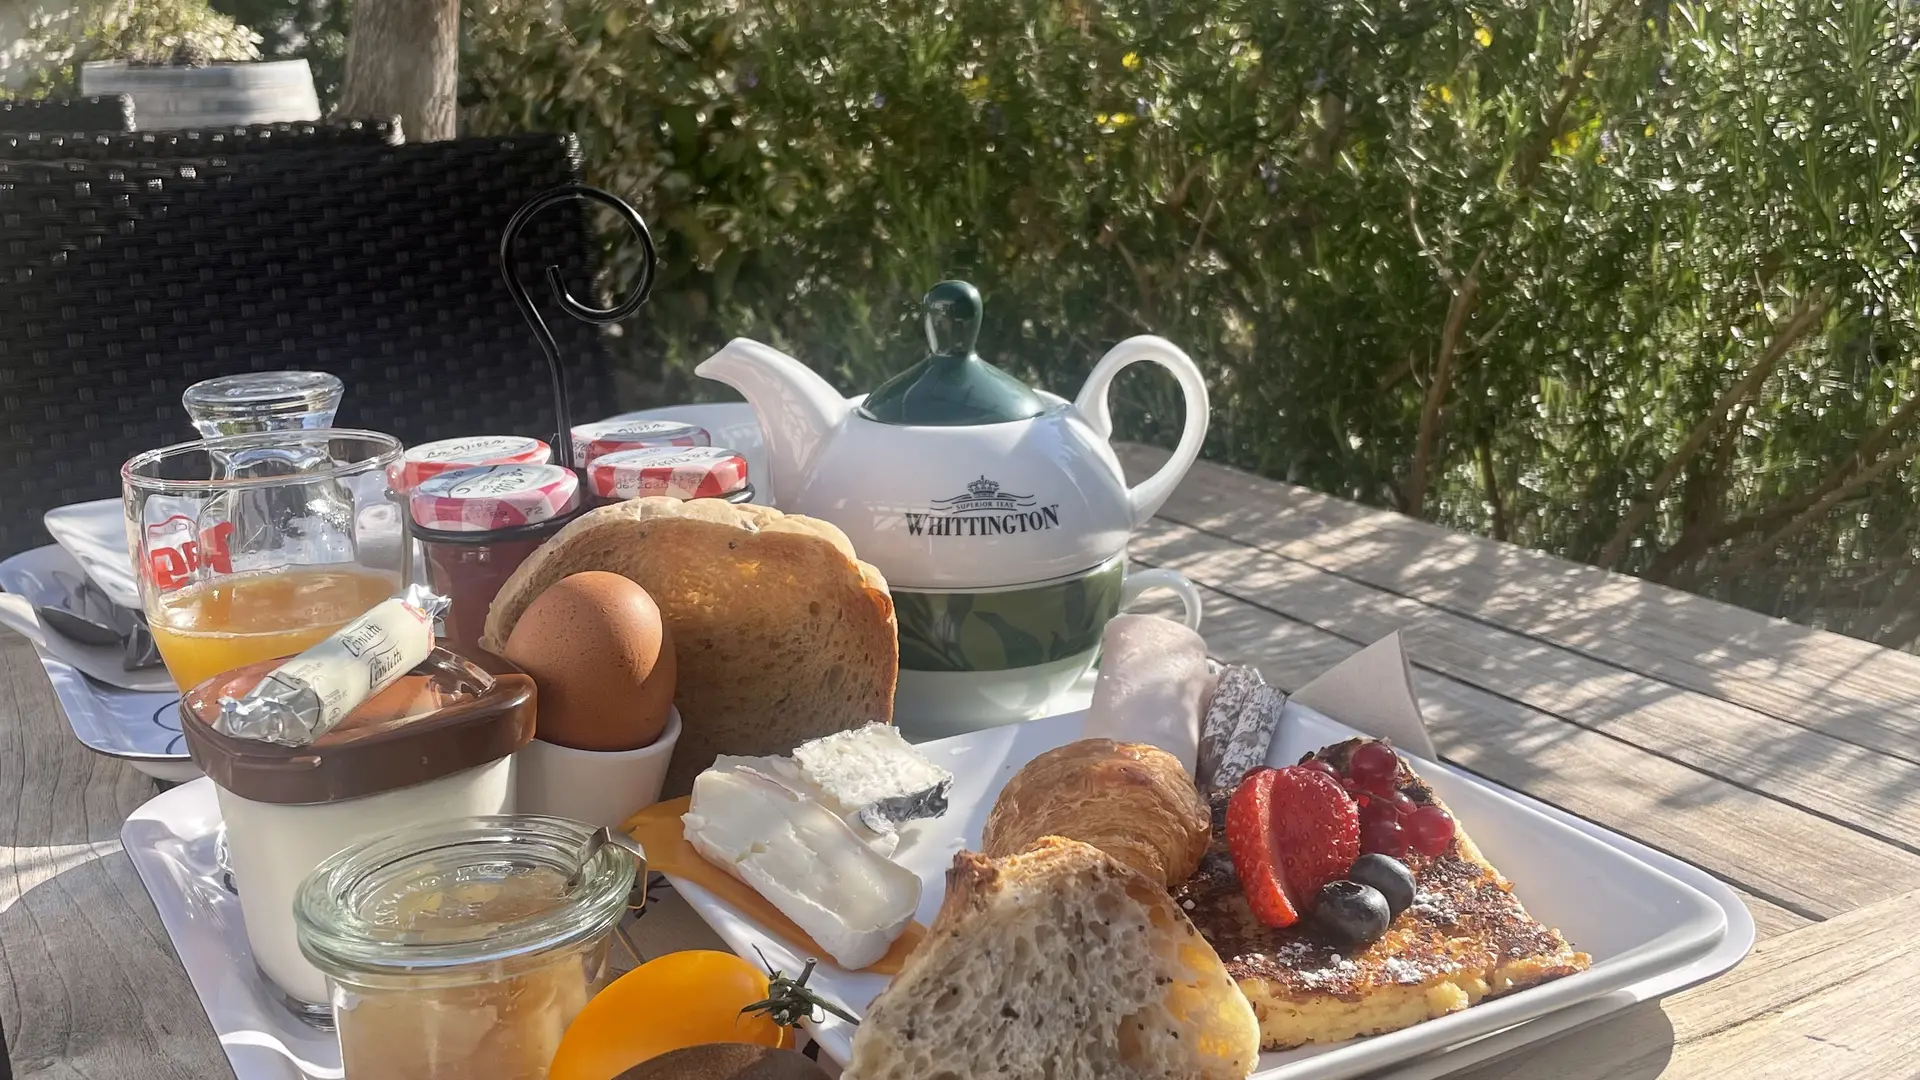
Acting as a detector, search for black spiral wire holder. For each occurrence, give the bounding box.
[499,182,659,470]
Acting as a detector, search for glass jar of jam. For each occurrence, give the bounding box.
[411,463,583,658]
[294,815,639,1080]
[585,445,753,507]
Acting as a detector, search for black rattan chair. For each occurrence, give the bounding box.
[0,118,403,160]
[0,133,618,557]
[0,95,136,133]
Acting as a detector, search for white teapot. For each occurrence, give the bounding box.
[696,281,1210,734]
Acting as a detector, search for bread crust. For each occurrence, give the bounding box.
[482,497,898,796]
[844,837,1260,1080]
[983,738,1211,889]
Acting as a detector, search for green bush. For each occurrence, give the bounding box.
[4,0,259,95]
[29,0,1920,643]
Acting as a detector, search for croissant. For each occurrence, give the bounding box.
[982,738,1210,888]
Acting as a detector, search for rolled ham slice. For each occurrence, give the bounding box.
[1081,614,1211,774]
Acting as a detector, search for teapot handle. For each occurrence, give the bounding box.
[1072,335,1210,528]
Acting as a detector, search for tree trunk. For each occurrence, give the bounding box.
[335,0,459,141]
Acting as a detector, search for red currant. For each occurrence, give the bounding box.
[1407,806,1456,856]
[1300,759,1339,779]
[1358,797,1400,827]
[1381,791,1418,817]
[1348,741,1399,787]
[1359,816,1408,857]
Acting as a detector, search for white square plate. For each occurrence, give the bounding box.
[119,729,1752,1080]
[674,703,1729,1079]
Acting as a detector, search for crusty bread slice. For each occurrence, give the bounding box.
[844,837,1260,1080]
[481,497,898,797]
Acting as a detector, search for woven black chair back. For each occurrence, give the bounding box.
[0,133,617,558]
[0,118,403,160]
[0,95,136,133]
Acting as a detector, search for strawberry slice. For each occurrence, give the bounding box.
[1225,765,1362,928]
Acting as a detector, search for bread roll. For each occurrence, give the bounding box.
[843,838,1260,1080]
[482,497,897,797]
[982,738,1209,888]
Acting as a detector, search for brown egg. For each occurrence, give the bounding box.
[614,1044,831,1080]
[502,571,676,751]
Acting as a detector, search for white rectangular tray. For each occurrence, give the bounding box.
[121,708,1754,1080]
[674,704,1740,1079]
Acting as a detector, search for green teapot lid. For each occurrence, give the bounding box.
[859,281,1048,426]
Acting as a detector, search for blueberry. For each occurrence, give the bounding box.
[1313,881,1391,946]
[1348,853,1416,918]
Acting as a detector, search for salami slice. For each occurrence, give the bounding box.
[1195,665,1286,796]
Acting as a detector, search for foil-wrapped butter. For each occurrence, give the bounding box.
[216,583,449,745]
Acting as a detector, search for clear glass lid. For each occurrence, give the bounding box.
[294,815,636,979]
[182,370,345,435]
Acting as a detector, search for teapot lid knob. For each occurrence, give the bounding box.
[859,280,1047,427]
[923,280,983,358]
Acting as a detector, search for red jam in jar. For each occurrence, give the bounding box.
[410,463,581,658]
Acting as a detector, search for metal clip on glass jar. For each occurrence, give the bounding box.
[294,815,641,1080]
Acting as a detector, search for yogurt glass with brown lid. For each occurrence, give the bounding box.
[179,648,536,1014]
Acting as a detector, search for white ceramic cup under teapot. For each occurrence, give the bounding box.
[697,281,1210,736]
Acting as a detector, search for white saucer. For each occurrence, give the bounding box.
[0,544,193,782]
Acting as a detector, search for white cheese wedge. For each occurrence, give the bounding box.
[711,723,952,857]
[790,723,952,832]
[682,765,921,969]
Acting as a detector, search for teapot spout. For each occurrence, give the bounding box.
[695,338,852,506]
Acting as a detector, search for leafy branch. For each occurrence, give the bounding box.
[1597,289,1831,570]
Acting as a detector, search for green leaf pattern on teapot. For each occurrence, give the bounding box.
[893,557,1124,672]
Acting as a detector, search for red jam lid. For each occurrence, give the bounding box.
[410,463,580,532]
[570,419,710,465]
[587,446,749,501]
[401,435,551,489]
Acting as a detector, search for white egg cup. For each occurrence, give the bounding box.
[514,706,682,828]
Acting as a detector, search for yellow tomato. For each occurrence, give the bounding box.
[547,951,788,1080]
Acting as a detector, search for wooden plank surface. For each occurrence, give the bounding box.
[1121,445,1920,764]
[9,451,1920,1079]
[1452,888,1920,1080]
[0,634,224,1080]
[1176,572,1915,920]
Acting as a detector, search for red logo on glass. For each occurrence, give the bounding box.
[145,515,234,590]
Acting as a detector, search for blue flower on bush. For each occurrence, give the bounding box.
[737,67,759,91]
[872,92,886,109]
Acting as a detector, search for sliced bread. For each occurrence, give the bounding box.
[481,497,898,797]
[843,837,1260,1080]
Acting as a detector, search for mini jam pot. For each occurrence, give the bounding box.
[411,463,584,659]
[584,445,753,507]
[294,815,638,1080]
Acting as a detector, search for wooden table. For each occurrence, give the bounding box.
[6,450,1919,1079]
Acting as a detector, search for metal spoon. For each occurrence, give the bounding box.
[36,603,123,647]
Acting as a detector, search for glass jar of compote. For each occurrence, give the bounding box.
[294,815,639,1080]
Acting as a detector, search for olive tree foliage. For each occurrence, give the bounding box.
[14,0,1920,644]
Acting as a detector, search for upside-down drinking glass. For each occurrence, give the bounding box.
[122,430,410,692]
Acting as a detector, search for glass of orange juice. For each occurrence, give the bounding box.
[122,430,411,691]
